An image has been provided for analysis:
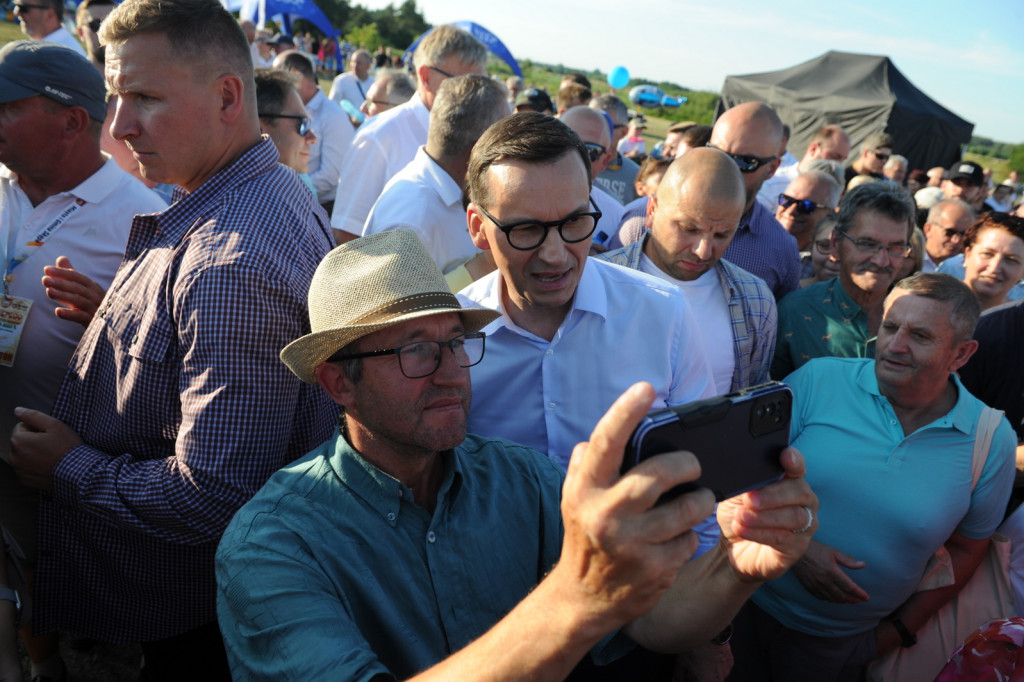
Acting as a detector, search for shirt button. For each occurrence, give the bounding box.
[890,419,897,425]
[427,531,436,543]
[386,512,396,522]
[398,489,404,498]
[131,334,139,345]
[548,402,556,410]
[545,349,553,357]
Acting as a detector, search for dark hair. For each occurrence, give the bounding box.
[254,68,298,118]
[963,212,1024,250]
[836,182,915,240]
[636,155,672,188]
[890,272,981,342]
[466,112,591,209]
[561,72,592,90]
[556,82,591,112]
[277,50,316,82]
[679,124,712,149]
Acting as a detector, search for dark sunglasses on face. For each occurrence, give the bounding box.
[778,194,829,215]
[706,143,776,173]
[584,142,606,163]
[261,114,310,136]
[872,149,891,162]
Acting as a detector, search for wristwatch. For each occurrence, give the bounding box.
[0,587,21,628]
[887,615,916,648]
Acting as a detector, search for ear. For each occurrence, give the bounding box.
[315,362,356,410]
[766,155,782,178]
[645,193,658,230]
[62,106,92,140]
[217,73,246,125]
[950,339,979,373]
[467,203,491,251]
[416,64,432,91]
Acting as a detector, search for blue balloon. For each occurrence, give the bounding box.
[608,66,630,90]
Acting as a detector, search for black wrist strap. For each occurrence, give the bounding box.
[888,616,917,648]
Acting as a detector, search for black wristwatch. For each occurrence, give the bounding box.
[0,587,21,628]
[887,616,916,648]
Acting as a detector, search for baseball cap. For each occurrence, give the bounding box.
[514,88,553,114]
[947,161,984,186]
[0,40,106,122]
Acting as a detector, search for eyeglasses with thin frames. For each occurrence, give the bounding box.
[478,198,603,251]
[260,114,310,136]
[835,229,911,259]
[706,143,776,173]
[428,65,454,79]
[327,332,485,379]
[813,238,833,254]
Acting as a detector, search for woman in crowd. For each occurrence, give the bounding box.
[254,69,318,190]
[801,213,840,288]
[961,213,1024,311]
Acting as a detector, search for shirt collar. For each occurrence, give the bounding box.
[416,147,462,208]
[1,156,131,205]
[856,361,975,435]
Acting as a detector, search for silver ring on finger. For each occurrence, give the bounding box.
[794,505,814,534]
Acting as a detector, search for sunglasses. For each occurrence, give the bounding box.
[583,142,606,163]
[87,17,104,32]
[261,114,310,136]
[706,143,776,173]
[778,194,828,215]
[13,2,49,10]
[872,149,891,163]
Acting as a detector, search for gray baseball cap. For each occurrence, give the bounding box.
[0,40,106,122]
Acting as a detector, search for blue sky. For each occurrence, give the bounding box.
[358,0,1023,144]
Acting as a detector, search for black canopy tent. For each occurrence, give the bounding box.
[715,50,974,173]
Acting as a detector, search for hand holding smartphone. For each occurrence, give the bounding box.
[620,382,792,502]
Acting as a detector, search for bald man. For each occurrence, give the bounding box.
[600,147,778,394]
[775,172,840,254]
[757,124,850,211]
[710,103,801,299]
[560,105,624,241]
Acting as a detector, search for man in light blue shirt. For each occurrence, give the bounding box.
[730,272,1016,681]
[458,112,716,471]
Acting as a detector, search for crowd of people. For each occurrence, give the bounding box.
[2,0,1024,680]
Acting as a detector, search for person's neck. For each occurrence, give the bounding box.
[839,276,887,334]
[346,420,446,513]
[977,292,1005,312]
[17,151,105,207]
[883,378,958,436]
[425,147,467,188]
[501,279,571,343]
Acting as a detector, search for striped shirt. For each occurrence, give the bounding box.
[36,138,338,642]
[597,237,777,391]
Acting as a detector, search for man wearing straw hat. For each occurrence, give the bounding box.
[215,229,820,681]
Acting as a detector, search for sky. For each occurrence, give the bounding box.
[356,0,1023,144]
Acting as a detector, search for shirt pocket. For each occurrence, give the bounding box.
[108,302,174,364]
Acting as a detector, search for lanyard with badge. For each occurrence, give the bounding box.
[0,197,86,367]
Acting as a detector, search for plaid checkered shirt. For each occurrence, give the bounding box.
[35,139,338,642]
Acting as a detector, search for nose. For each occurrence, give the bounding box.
[692,237,712,261]
[107,95,137,142]
[887,327,909,353]
[870,245,893,267]
[536,224,569,264]
[304,129,317,145]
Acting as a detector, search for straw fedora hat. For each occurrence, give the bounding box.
[281,229,500,384]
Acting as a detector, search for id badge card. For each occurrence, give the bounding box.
[0,295,32,367]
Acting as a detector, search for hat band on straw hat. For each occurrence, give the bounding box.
[351,292,462,326]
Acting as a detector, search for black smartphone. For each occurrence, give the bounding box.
[621,382,792,502]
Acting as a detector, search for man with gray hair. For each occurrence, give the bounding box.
[775,170,841,278]
[12,0,86,56]
[922,198,975,272]
[590,93,641,205]
[331,24,487,243]
[771,182,916,378]
[328,48,373,109]
[358,67,415,120]
[883,154,908,185]
[363,74,510,280]
[274,49,355,211]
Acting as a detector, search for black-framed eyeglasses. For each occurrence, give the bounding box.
[940,227,967,240]
[836,229,911,258]
[778,194,829,215]
[13,3,48,11]
[706,143,776,173]
[478,198,602,251]
[261,114,310,136]
[87,17,104,32]
[428,65,454,78]
[327,332,485,379]
[813,238,832,254]
[583,142,606,163]
[871,149,891,162]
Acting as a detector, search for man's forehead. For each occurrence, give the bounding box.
[487,154,589,194]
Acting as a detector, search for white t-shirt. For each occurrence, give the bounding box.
[328,72,374,108]
[639,253,734,395]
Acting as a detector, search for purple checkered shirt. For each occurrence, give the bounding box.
[35,139,337,642]
[721,201,801,301]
